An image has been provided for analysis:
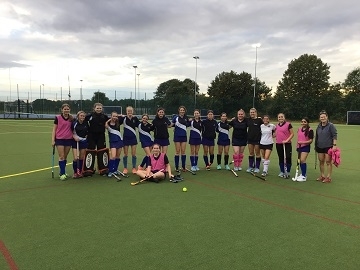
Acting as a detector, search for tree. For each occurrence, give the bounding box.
[344,67,360,93]
[154,79,198,113]
[91,91,109,105]
[207,70,271,115]
[274,54,330,119]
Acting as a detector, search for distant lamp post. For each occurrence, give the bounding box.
[252,44,261,108]
[80,79,83,110]
[193,56,199,109]
[137,73,140,111]
[133,65,137,109]
[42,84,44,114]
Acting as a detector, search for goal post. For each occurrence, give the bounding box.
[347,111,360,125]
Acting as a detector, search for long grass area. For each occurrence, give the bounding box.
[0,119,360,270]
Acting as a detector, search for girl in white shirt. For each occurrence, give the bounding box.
[259,115,276,176]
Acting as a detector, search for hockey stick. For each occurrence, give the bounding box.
[283,143,289,178]
[251,172,266,181]
[117,171,130,178]
[185,167,196,175]
[51,145,55,179]
[231,169,238,177]
[292,150,300,181]
[76,141,81,176]
[314,150,317,169]
[131,169,164,186]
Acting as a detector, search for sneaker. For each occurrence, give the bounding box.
[238,167,242,171]
[225,165,231,170]
[175,168,180,173]
[253,168,260,173]
[123,168,128,174]
[191,166,196,172]
[246,168,253,173]
[108,172,113,178]
[195,166,200,171]
[234,167,239,171]
[132,168,137,174]
[261,171,267,177]
[217,165,222,170]
[59,174,67,181]
[206,165,211,171]
[283,173,290,179]
[278,172,284,178]
[297,175,307,182]
[322,177,332,183]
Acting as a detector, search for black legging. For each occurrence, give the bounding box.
[87,132,106,150]
[276,143,292,166]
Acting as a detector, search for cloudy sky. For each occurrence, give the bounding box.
[0,0,359,102]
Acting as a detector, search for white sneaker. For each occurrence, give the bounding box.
[191,166,196,172]
[278,172,284,177]
[253,168,260,173]
[297,175,307,182]
[234,167,239,171]
[238,167,242,171]
[246,168,253,173]
[195,166,200,171]
[261,171,267,177]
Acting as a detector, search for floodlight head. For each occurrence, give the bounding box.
[193,56,199,59]
[133,65,137,68]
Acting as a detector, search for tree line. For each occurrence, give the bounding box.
[3,54,359,121]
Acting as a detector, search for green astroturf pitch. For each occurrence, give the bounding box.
[0,120,360,270]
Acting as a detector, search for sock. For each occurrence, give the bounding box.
[279,163,284,173]
[108,159,114,173]
[115,158,120,172]
[140,156,148,167]
[248,156,254,168]
[203,155,209,166]
[195,156,199,166]
[174,155,180,169]
[132,156,137,168]
[72,160,77,173]
[239,153,244,167]
[300,163,307,176]
[255,157,261,169]
[217,154,221,165]
[263,159,270,172]
[79,159,83,173]
[233,154,238,167]
[224,155,229,165]
[190,156,195,166]
[123,156,128,168]
[210,154,214,164]
[181,155,186,169]
[59,160,66,175]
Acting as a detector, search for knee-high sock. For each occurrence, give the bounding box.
[210,154,214,164]
[79,159,83,173]
[248,156,254,168]
[108,159,114,173]
[181,155,186,169]
[239,153,244,167]
[203,155,209,166]
[123,156,128,168]
[132,156,137,168]
[59,160,66,175]
[195,156,199,166]
[72,160,77,173]
[217,154,222,165]
[224,154,229,165]
[190,156,195,166]
[263,159,270,172]
[174,155,180,169]
[300,163,307,176]
[115,158,120,172]
[255,157,261,169]
[233,154,239,167]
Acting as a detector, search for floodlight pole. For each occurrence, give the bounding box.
[137,73,140,111]
[80,79,83,110]
[133,65,137,109]
[252,46,259,108]
[193,56,199,109]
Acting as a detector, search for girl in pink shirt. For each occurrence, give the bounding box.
[275,113,294,178]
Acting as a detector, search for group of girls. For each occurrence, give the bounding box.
[52,103,338,183]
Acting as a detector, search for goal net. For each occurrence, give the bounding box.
[347,111,360,125]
